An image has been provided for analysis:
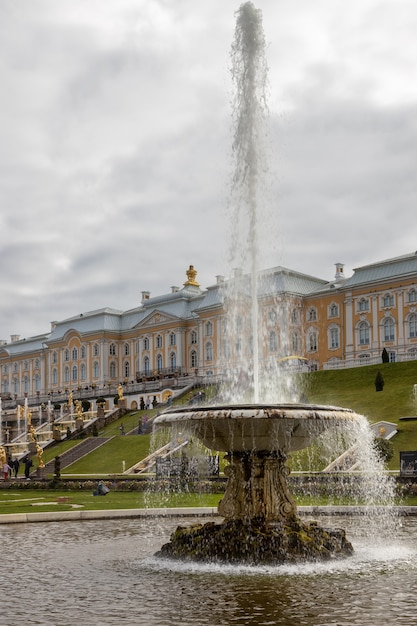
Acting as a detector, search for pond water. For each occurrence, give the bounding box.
[1,514,416,625]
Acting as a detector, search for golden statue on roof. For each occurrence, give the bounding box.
[184,265,200,287]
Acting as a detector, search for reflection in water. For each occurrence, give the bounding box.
[0,516,416,625]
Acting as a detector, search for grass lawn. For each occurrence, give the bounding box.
[0,489,223,514]
[0,489,415,516]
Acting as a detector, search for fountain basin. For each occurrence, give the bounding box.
[154,403,360,453]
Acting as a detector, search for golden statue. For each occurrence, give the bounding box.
[20,405,25,419]
[68,391,73,407]
[27,410,32,426]
[0,446,6,466]
[183,265,200,287]
[75,400,83,419]
[118,384,124,400]
[29,425,37,442]
[36,444,45,469]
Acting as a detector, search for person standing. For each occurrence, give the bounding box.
[13,458,20,478]
[24,456,33,479]
[3,460,12,480]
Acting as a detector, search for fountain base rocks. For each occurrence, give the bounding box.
[153,404,358,564]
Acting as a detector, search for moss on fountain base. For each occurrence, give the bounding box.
[155,517,354,565]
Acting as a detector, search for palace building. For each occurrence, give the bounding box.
[1,253,417,401]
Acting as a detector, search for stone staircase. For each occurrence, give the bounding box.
[39,437,112,474]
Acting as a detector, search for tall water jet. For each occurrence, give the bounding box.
[154,2,394,565]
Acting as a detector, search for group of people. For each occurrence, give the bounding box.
[2,456,33,480]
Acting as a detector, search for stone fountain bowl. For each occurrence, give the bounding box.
[153,403,360,454]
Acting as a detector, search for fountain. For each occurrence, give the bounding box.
[151,2,371,565]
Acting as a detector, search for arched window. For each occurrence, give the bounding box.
[13,377,18,394]
[35,374,41,391]
[409,289,417,303]
[143,337,149,350]
[23,376,29,393]
[383,318,395,342]
[329,303,339,318]
[109,343,116,356]
[93,361,100,378]
[359,321,370,345]
[382,293,394,308]
[72,365,78,382]
[410,314,417,338]
[71,347,78,360]
[52,351,58,364]
[191,331,197,344]
[358,298,369,312]
[81,346,86,358]
[170,351,176,369]
[64,349,70,362]
[144,356,150,375]
[292,331,300,352]
[169,333,176,346]
[93,343,99,356]
[124,361,130,378]
[52,368,58,385]
[269,331,278,352]
[156,335,163,348]
[291,309,299,324]
[308,331,317,352]
[329,328,339,349]
[190,350,198,368]
[124,343,130,356]
[307,308,317,322]
[156,354,163,372]
[64,366,70,383]
[205,342,213,361]
[205,321,213,336]
[80,363,86,380]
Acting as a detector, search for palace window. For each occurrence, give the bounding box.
[93,344,99,356]
[329,303,339,318]
[72,347,78,361]
[268,309,277,324]
[190,350,198,368]
[35,375,41,391]
[169,333,176,346]
[144,357,150,376]
[156,354,163,372]
[292,331,300,352]
[190,331,197,345]
[291,309,299,324]
[110,362,117,378]
[359,321,370,345]
[64,367,70,383]
[409,314,417,338]
[124,361,130,378]
[382,294,394,308]
[93,361,100,378]
[329,327,339,349]
[143,337,149,351]
[307,307,317,322]
[409,289,417,303]
[205,321,213,336]
[269,331,278,352]
[52,369,58,385]
[81,346,86,359]
[308,331,317,352]
[109,344,116,356]
[358,298,369,312]
[124,343,130,356]
[23,361,28,371]
[170,351,177,369]
[205,342,213,361]
[23,376,29,393]
[80,363,86,381]
[52,352,58,364]
[156,335,163,349]
[64,349,69,362]
[72,365,78,381]
[383,318,395,342]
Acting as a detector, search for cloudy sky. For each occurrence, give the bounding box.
[1,0,417,340]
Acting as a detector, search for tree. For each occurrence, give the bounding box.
[373,438,394,464]
[374,371,384,391]
[381,348,389,363]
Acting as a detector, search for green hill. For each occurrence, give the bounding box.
[44,362,417,475]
